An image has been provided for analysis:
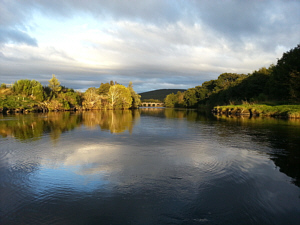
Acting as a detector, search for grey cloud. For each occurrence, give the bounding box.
[2,0,300,50]
[1,0,300,92]
[0,0,37,46]
[36,0,300,53]
[0,50,207,93]
[0,0,34,26]
[193,1,264,36]
[30,0,185,24]
[190,0,300,51]
[0,28,37,46]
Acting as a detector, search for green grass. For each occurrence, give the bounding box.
[214,104,300,118]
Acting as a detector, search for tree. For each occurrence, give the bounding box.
[164,93,177,108]
[83,87,103,109]
[108,84,132,109]
[48,74,62,94]
[175,91,184,107]
[97,83,111,96]
[184,88,198,107]
[269,44,300,101]
[11,79,45,101]
[1,83,7,89]
[128,82,141,108]
[32,82,45,101]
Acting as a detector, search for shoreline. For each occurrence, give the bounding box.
[212,104,300,119]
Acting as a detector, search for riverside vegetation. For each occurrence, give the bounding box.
[164,44,300,118]
[1,44,299,117]
[0,78,141,113]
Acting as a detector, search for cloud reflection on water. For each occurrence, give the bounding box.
[1,109,300,224]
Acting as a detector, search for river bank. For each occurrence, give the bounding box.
[212,104,300,118]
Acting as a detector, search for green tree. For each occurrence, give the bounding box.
[175,91,184,107]
[97,83,111,96]
[32,83,45,101]
[1,83,7,89]
[12,79,45,101]
[269,44,300,101]
[184,88,198,107]
[128,81,141,108]
[13,79,31,95]
[83,87,103,109]
[108,84,132,109]
[164,93,177,108]
[48,74,62,94]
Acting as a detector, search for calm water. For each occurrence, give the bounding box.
[0,109,300,225]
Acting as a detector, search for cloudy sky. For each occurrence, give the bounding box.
[1,0,299,93]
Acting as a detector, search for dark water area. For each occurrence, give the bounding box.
[0,109,300,225]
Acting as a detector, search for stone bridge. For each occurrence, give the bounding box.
[141,102,164,107]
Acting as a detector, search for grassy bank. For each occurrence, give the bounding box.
[213,104,300,118]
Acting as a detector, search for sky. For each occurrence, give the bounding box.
[0,0,299,93]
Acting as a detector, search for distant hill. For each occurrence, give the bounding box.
[139,89,186,102]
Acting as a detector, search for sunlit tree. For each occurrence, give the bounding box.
[48,74,62,94]
[97,83,111,96]
[108,84,132,109]
[164,93,177,108]
[128,81,141,108]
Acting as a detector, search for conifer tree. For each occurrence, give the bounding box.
[48,74,62,94]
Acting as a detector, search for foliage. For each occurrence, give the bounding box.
[82,87,104,109]
[142,99,162,103]
[164,91,185,108]
[164,93,177,108]
[0,94,40,111]
[140,89,186,101]
[128,82,141,108]
[1,76,140,112]
[12,79,46,101]
[183,88,198,107]
[213,104,300,118]
[164,44,299,109]
[97,83,111,96]
[108,84,132,109]
[48,74,62,94]
[1,83,7,89]
[2,44,299,113]
[268,44,300,101]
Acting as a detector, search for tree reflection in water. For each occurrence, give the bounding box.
[213,114,300,187]
[82,110,140,134]
[0,110,299,187]
[0,110,140,141]
[137,109,300,187]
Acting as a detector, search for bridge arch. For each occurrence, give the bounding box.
[141,102,164,107]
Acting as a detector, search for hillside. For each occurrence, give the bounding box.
[139,89,186,102]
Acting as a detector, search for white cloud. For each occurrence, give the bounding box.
[0,0,299,92]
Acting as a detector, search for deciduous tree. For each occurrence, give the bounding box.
[108,84,132,109]
[128,81,141,108]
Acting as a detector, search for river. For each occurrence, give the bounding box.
[0,108,299,224]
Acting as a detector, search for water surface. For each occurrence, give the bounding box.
[1,109,300,224]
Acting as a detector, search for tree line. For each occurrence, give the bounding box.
[165,44,300,108]
[0,76,141,112]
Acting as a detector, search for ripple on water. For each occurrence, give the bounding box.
[1,111,300,225]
